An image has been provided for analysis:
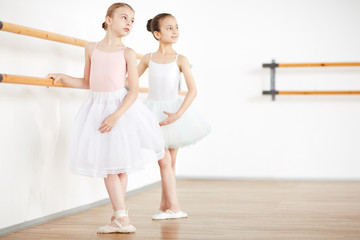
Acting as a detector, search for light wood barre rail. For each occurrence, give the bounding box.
[0,21,143,59]
[279,62,360,67]
[262,59,360,100]
[263,62,360,68]
[0,74,187,96]
[263,90,360,95]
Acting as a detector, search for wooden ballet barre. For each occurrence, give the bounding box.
[0,73,187,95]
[262,59,360,100]
[263,90,360,95]
[0,21,143,59]
[278,62,360,68]
[0,73,77,88]
[263,62,360,68]
[0,21,88,47]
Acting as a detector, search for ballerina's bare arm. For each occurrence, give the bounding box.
[160,55,197,126]
[46,43,93,89]
[98,47,139,133]
[124,53,150,86]
[137,53,151,78]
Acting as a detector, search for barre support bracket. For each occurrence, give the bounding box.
[262,59,278,100]
[263,59,278,100]
[262,62,279,68]
[263,90,279,95]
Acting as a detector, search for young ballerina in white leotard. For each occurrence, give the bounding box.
[138,13,211,220]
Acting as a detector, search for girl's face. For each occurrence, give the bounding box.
[157,16,179,43]
[106,7,135,37]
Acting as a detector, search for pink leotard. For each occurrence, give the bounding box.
[89,43,127,92]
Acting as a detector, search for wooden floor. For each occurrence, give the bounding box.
[2,179,360,240]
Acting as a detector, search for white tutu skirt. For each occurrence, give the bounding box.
[68,88,165,178]
[143,97,211,149]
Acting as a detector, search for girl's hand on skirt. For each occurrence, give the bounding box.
[99,113,120,133]
[159,111,180,126]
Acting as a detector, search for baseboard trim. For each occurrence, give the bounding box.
[0,181,161,237]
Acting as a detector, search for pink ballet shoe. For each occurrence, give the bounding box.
[97,210,136,234]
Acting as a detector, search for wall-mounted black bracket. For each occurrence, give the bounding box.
[262,59,278,101]
[262,90,279,95]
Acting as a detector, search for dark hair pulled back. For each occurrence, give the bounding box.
[146,13,173,40]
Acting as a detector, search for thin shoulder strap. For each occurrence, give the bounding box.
[150,53,153,60]
[90,42,98,59]
[175,54,179,62]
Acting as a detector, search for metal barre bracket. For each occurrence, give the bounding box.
[262,90,279,95]
[262,59,278,101]
[262,62,279,68]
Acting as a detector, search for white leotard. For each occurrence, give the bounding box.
[147,53,181,101]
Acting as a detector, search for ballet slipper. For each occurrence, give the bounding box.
[152,209,188,220]
[97,210,136,234]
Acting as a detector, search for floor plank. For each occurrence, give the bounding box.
[2,179,360,240]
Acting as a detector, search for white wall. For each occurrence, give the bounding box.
[175,0,360,179]
[1,0,360,231]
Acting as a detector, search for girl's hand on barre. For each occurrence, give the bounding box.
[46,73,65,84]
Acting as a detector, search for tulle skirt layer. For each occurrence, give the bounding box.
[143,97,211,149]
[68,88,165,178]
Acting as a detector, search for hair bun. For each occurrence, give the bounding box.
[146,19,153,32]
[102,22,107,30]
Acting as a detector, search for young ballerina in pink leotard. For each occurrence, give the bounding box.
[47,3,164,233]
